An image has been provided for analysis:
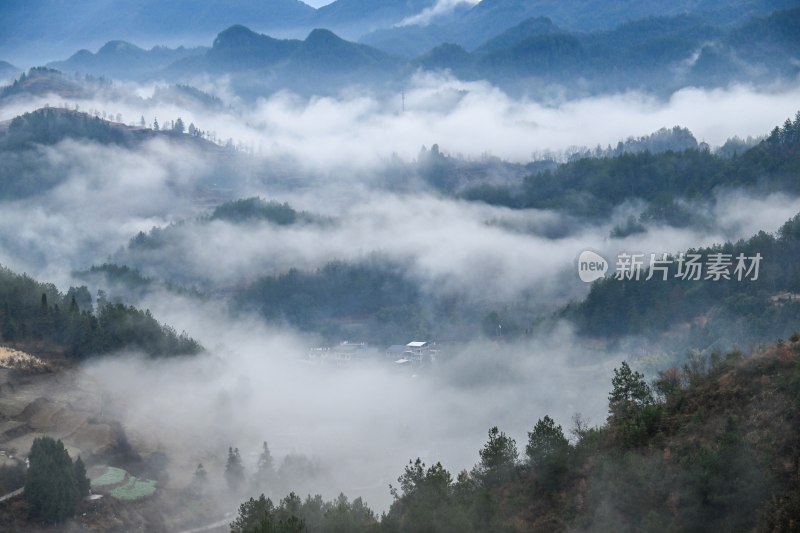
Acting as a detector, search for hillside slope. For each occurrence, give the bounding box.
[225,338,800,531]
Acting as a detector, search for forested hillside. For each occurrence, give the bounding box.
[463,111,800,217]
[0,265,200,358]
[564,211,800,347]
[229,339,800,531]
[0,105,221,201]
[234,258,459,343]
[2,1,799,532]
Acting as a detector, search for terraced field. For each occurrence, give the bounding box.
[90,466,127,487]
[109,477,157,500]
[89,465,157,501]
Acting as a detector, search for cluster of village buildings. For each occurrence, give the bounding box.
[305,341,440,367]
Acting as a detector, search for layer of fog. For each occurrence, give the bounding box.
[2,72,799,516]
[108,188,800,304]
[77,295,617,513]
[0,139,212,287]
[0,130,796,313]
[1,73,798,302]
[0,137,796,311]
[2,73,800,174]
[64,190,800,515]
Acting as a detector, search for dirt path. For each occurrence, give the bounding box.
[174,516,230,533]
[0,487,23,503]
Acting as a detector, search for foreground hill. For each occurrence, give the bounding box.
[226,337,800,531]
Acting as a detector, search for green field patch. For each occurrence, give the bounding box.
[109,476,157,501]
[90,466,127,487]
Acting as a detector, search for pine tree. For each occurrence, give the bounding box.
[608,361,661,447]
[194,463,207,483]
[526,415,569,466]
[225,446,245,491]
[474,427,518,489]
[74,456,90,498]
[609,361,653,411]
[2,301,16,341]
[190,463,208,495]
[253,441,276,490]
[25,437,81,523]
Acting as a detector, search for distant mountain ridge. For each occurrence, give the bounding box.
[0,61,21,82]
[3,0,794,66]
[361,0,799,57]
[164,25,401,96]
[10,7,800,98]
[313,0,435,36]
[0,0,315,65]
[47,42,206,80]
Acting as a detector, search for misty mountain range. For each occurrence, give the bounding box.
[2,0,794,62]
[4,104,798,346]
[0,6,787,99]
[3,1,800,531]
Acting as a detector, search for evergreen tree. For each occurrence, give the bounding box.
[526,416,571,493]
[609,361,654,413]
[230,493,305,532]
[74,456,90,498]
[226,446,245,492]
[193,462,207,484]
[473,426,518,489]
[608,361,661,447]
[190,463,208,495]
[253,441,276,489]
[24,437,81,523]
[2,301,16,340]
[257,442,274,473]
[526,415,569,466]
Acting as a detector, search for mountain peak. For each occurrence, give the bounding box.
[97,40,144,55]
[207,25,301,69]
[213,24,260,45]
[305,28,346,45]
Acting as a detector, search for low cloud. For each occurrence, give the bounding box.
[398,0,480,27]
[3,74,800,175]
[77,300,617,512]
